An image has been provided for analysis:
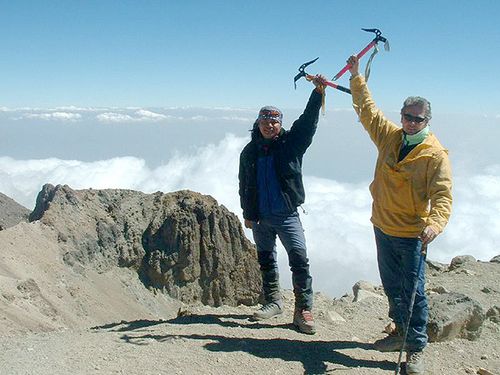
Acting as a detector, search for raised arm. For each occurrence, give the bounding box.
[348,55,399,149]
[287,75,327,155]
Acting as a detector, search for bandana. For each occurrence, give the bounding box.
[257,106,283,123]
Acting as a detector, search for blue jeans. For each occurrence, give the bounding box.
[252,212,313,310]
[374,226,428,352]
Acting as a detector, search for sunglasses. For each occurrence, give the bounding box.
[403,113,427,123]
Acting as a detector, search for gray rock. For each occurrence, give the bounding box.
[426,259,448,272]
[449,255,476,271]
[29,184,262,307]
[478,368,495,375]
[352,280,376,294]
[486,305,500,323]
[353,289,383,302]
[489,255,500,263]
[0,192,30,230]
[427,292,485,342]
[481,287,495,294]
[352,280,383,302]
[325,310,346,323]
[429,286,450,294]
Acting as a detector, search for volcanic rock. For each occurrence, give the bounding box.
[29,184,261,307]
[427,292,485,342]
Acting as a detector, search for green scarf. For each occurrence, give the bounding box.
[402,126,430,147]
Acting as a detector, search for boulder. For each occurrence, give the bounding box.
[29,184,262,307]
[489,255,500,264]
[427,292,485,342]
[352,280,382,302]
[449,255,476,271]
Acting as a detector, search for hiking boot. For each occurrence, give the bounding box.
[406,350,425,374]
[293,309,316,334]
[253,302,283,320]
[373,333,404,352]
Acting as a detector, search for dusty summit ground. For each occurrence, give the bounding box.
[0,289,499,375]
[0,187,499,374]
[0,223,499,375]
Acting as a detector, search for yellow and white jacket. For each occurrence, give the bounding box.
[350,75,452,237]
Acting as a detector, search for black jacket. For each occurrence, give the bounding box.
[239,90,323,221]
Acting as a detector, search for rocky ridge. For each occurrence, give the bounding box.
[28,184,262,307]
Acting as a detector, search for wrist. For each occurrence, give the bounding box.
[315,86,325,94]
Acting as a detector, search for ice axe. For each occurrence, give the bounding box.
[394,244,427,375]
[332,28,390,81]
[294,57,351,94]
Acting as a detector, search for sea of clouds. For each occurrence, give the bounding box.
[1,106,499,297]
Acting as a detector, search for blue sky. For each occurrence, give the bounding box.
[1,1,499,115]
[1,1,500,297]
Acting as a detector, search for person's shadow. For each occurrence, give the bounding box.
[103,313,395,374]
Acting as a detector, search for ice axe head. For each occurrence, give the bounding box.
[293,57,319,89]
[361,28,390,51]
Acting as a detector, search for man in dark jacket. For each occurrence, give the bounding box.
[238,75,326,334]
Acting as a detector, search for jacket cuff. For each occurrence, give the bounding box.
[349,74,364,88]
[426,222,443,235]
[309,89,323,105]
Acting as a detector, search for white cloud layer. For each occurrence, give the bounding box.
[2,106,255,124]
[96,109,171,123]
[15,112,83,121]
[1,135,499,298]
[96,112,135,123]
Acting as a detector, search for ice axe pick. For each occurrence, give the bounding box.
[332,28,390,81]
[293,57,351,94]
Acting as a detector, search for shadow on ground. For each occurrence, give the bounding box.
[90,319,167,332]
[122,333,394,374]
[102,313,395,374]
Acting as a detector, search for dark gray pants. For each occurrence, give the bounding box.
[252,212,313,310]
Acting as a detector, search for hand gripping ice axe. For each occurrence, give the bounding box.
[293,57,351,94]
[332,28,390,82]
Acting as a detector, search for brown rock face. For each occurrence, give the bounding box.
[29,184,261,307]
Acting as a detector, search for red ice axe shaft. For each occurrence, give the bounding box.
[304,74,351,94]
[332,28,388,81]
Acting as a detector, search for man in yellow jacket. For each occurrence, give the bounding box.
[348,55,452,374]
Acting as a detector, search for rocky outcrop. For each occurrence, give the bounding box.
[29,184,261,307]
[449,255,477,271]
[427,292,485,342]
[0,192,30,230]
